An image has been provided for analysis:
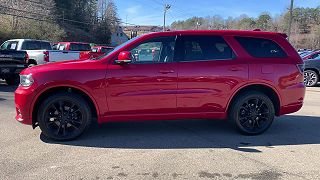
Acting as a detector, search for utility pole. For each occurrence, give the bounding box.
[288,0,294,41]
[196,21,201,30]
[163,4,171,31]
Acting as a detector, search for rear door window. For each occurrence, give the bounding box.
[21,41,42,50]
[179,36,235,62]
[69,43,91,51]
[235,37,287,58]
[41,42,52,50]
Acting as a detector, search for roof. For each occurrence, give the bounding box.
[6,39,50,42]
[142,30,285,37]
[57,42,90,44]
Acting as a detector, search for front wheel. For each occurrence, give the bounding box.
[304,70,319,87]
[229,91,275,135]
[37,92,92,141]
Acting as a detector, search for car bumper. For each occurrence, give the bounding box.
[279,82,305,115]
[14,85,37,125]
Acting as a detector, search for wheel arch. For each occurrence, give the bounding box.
[304,68,319,75]
[31,86,99,128]
[227,83,281,116]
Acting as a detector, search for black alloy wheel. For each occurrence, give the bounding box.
[230,91,275,135]
[38,92,92,141]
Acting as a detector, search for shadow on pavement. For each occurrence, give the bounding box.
[41,115,320,152]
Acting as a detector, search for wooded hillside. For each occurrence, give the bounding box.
[0,0,120,44]
[171,7,320,49]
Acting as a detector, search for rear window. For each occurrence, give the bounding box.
[69,43,91,51]
[21,41,52,50]
[235,37,287,58]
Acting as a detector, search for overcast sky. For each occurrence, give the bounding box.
[115,0,319,26]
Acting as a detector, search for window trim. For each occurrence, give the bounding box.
[176,35,237,62]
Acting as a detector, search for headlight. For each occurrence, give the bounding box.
[20,74,34,87]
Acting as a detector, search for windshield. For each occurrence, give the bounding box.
[93,36,140,60]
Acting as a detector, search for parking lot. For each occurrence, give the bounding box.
[0,81,320,180]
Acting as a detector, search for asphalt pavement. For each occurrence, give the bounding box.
[1,80,320,180]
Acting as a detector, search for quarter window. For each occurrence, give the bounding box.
[180,36,234,61]
[235,37,287,58]
[130,37,176,64]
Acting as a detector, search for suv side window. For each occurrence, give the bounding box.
[130,36,176,64]
[179,36,234,62]
[235,37,287,58]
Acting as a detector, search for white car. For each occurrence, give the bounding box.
[0,39,82,66]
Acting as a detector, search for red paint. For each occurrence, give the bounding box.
[15,30,305,126]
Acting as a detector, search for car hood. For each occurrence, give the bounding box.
[21,59,95,75]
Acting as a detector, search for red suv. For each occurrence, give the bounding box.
[15,30,305,141]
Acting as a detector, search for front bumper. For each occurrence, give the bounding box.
[14,85,37,125]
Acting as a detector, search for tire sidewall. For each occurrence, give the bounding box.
[230,91,275,135]
[37,93,91,141]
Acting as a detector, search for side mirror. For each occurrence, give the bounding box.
[115,51,132,65]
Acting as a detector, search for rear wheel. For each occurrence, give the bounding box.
[229,91,275,135]
[37,92,92,141]
[304,70,319,87]
[5,75,19,86]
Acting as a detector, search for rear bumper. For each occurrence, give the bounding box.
[279,102,303,115]
[278,82,305,116]
[14,86,37,125]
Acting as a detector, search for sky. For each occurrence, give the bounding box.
[115,0,319,26]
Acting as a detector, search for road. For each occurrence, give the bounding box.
[1,81,320,180]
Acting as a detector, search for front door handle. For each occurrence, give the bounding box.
[159,70,175,74]
[229,67,244,71]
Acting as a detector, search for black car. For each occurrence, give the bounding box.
[304,58,320,87]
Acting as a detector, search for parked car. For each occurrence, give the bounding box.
[0,50,28,85]
[15,30,305,141]
[304,58,320,87]
[55,42,94,59]
[0,39,82,66]
[302,50,320,60]
[91,46,114,58]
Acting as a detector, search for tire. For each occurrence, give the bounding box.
[5,75,20,86]
[229,91,275,135]
[37,92,92,141]
[304,70,319,87]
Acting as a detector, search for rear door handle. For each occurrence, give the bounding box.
[159,70,175,74]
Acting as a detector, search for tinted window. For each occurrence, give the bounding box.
[21,41,46,50]
[236,37,287,58]
[69,43,91,51]
[41,42,52,50]
[311,53,320,60]
[130,37,175,64]
[0,41,18,50]
[101,47,114,53]
[180,36,234,61]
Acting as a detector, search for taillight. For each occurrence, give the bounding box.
[43,51,49,62]
[25,53,29,64]
[297,64,305,74]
